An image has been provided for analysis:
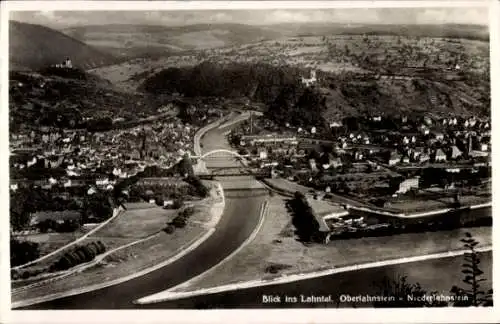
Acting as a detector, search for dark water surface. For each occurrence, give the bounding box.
[141,251,493,309]
[20,251,491,309]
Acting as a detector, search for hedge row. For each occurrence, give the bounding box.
[50,241,106,271]
[38,219,81,233]
[286,191,321,243]
[11,267,50,280]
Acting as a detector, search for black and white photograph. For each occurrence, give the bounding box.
[3,0,496,320]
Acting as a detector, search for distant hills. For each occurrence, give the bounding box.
[62,22,488,59]
[270,23,489,41]
[10,21,488,68]
[62,23,283,58]
[9,21,119,71]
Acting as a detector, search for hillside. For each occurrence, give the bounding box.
[91,26,489,93]
[63,23,282,59]
[9,20,119,71]
[142,62,490,122]
[9,68,161,133]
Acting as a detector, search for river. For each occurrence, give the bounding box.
[138,251,492,309]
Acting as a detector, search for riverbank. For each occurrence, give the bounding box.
[136,251,492,308]
[12,182,226,306]
[138,195,491,301]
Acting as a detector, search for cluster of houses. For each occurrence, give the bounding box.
[232,113,491,200]
[9,118,197,196]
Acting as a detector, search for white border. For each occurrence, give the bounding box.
[1,1,498,324]
[4,1,492,11]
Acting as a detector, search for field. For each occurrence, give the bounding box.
[89,203,178,240]
[11,226,205,302]
[174,195,491,292]
[15,206,170,272]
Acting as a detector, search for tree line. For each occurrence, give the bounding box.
[11,240,107,280]
[286,191,321,243]
[50,241,107,272]
[164,206,196,234]
[10,186,114,232]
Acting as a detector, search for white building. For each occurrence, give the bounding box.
[301,70,317,87]
[309,159,318,172]
[396,177,420,194]
[435,149,447,162]
[329,121,342,128]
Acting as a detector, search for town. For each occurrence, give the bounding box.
[8,7,493,311]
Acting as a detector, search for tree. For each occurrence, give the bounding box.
[10,188,38,232]
[164,224,176,234]
[96,241,106,254]
[178,153,195,178]
[10,238,40,267]
[171,215,187,228]
[172,198,184,209]
[56,219,80,233]
[51,241,106,271]
[185,176,209,197]
[83,192,113,222]
[372,275,448,307]
[450,232,492,306]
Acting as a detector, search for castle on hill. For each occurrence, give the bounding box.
[301,70,317,87]
[54,57,73,68]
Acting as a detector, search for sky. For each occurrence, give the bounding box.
[10,7,489,29]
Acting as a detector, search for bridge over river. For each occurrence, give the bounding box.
[192,148,269,180]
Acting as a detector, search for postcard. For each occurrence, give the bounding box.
[2,1,498,323]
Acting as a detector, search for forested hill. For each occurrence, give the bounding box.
[141,62,328,127]
[141,61,490,126]
[140,62,306,101]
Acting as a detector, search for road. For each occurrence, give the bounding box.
[16,119,267,309]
